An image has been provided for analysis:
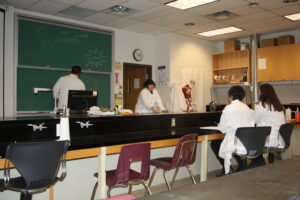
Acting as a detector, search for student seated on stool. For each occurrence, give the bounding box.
[211,85,255,176]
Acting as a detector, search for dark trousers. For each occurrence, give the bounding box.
[210,139,244,171]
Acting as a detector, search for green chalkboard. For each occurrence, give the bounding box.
[17,18,112,111]
[18,18,112,72]
[17,68,111,111]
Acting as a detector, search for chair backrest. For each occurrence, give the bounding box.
[172,134,198,167]
[235,127,271,156]
[114,143,150,185]
[5,140,69,189]
[279,123,294,149]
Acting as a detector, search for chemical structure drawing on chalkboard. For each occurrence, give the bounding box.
[36,26,54,51]
[85,48,106,70]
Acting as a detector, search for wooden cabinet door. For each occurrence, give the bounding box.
[269,45,289,81]
[257,47,272,82]
[286,44,300,80]
[257,44,300,82]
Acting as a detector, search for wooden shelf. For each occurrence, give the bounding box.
[213,49,249,56]
[212,66,248,71]
[212,49,251,85]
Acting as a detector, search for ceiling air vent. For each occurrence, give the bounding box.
[206,11,239,20]
[101,5,137,16]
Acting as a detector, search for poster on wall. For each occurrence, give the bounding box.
[157,65,168,87]
[113,62,123,107]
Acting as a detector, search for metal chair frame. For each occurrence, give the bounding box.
[91,178,151,199]
[148,139,197,191]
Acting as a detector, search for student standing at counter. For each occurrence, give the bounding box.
[211,85,255,175]
[135,79,168,114]
[53,66,86,108]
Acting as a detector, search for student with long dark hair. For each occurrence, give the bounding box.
[254,83,285,148]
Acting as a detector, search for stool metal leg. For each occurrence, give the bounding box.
[90,182,98,200]
[20,192,32,200]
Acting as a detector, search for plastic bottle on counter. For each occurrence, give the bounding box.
[296,107,300,123]
[285,107,292,122]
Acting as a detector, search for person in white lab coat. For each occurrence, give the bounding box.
[53,66,85,108]
[211,85,255,176]
[251,83,285,165]
[135,79,167,114]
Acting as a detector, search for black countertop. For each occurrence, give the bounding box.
[0,112,222,157]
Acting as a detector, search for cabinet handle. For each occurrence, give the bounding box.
[76,121,94,129]
[27,123,47,132]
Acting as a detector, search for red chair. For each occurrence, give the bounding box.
[91,143,152,199]
[148,134,198,191]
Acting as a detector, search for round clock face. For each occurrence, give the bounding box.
[133,49,143,61]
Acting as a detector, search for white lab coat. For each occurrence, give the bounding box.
[167,82,186,113]
[253,102,285,148]
[218,100,255,174]
[53,74,85,108]
[135,88,165,114]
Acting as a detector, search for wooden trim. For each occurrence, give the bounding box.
[294,124,300,129]
[65,147,101,160]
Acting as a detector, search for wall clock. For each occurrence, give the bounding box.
[133,49,143,61]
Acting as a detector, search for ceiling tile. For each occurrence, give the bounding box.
[142,25,173,35]
[121,0,159,11]
[148,0,172,4]
[271,5,300,16]
[248,21,300,33]
[103,17,139,28]
[124,22,159,32]
[187,0,248,16]
[146,11,199,26]
[259,0,300,10]
[223,11,278,26]
[228,5,265,16]
[51,0,83,5]
[3,0,40,9]
[166,16,216,32]
[83,12,118,24]
[126,5,169,20]
[194,21,229,32]
[59,6,97,17]
[76,0,128,11]
[237,16,289,30]
[28,0,69,14]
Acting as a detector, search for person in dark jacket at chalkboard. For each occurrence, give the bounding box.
[53,66,85,109]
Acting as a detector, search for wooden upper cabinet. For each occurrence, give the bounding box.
[257,43,300,82]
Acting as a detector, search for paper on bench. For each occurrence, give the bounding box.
[56,117,70,141]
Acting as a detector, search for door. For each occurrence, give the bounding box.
[124,67,147,110]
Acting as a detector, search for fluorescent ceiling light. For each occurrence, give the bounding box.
[166,0,218,10]
[285,13,300,21]
[197,26,242,37]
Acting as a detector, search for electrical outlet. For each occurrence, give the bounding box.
[171,118,176,128]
